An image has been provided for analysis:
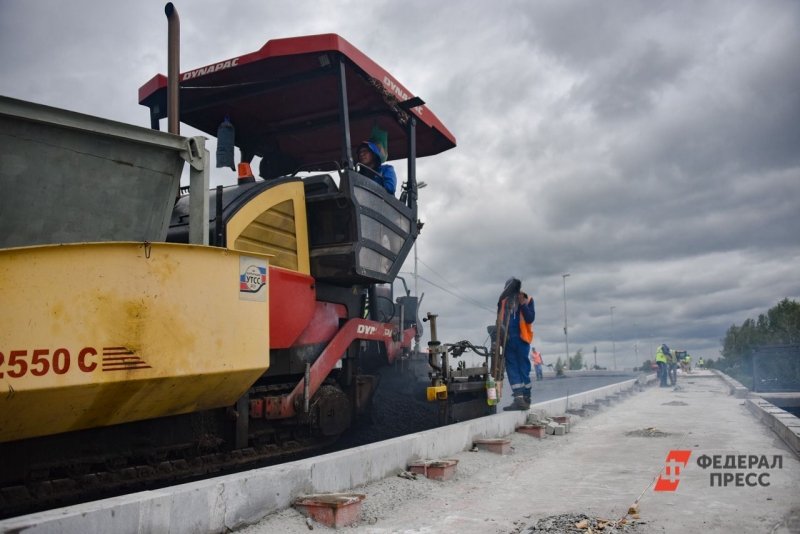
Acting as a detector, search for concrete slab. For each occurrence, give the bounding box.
[243,374,800,533]
[757,393,800,408]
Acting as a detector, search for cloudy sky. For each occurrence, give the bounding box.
[2,0,798,369]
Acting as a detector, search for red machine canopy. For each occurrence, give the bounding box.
[139,34,456,167]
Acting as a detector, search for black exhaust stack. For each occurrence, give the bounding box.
[165,3,180,135]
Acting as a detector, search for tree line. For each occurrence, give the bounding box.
[715,298,800,387]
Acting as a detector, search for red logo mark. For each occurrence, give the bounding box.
[102,347,151,372]
[654,450,692,492]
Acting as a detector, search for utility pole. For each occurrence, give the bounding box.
[634,322,639,370]
[610,306,617,370]
[562,274,570,362]
[593,346,597,369]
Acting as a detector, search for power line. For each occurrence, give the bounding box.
[417,257,494,312]
[416,274,495,313]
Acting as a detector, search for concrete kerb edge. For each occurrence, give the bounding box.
[711,369,750,398]
[711,370,800,458]
[0,376,647,534]
[744,398,800,458]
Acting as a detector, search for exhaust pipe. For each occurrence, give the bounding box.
[165,3,180,135]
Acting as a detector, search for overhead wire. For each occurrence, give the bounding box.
[415,274,495,313]
[417,258,493,312]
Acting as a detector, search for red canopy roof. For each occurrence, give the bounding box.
[139,34,456,166]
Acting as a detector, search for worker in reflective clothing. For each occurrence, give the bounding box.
[531,347,544,381]
[500,278,536,411]
[655,344,670,388]
[685,353,692,372]
[667,350,678,386]
[698,357,705,370]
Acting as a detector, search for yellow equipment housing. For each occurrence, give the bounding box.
[0,242,270,443]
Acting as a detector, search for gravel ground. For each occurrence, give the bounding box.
[237,427,562,534]
[237,412,650,534]
[514,513,644,533]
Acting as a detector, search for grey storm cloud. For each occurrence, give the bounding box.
[1,0,798,368]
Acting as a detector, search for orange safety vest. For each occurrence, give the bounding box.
[500,296,534,344]
[531,351,542,365]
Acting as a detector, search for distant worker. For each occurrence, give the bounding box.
[500,278,536,411]
[698,357,705,370]
[679,353,689,373]
[356,126,396,195]
[685,353,692,372]
[667,350,678,386]
[531,347,544,381]
[655,344,670,388]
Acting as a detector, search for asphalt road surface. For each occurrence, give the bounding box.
[498,371,640,409]
[332,370,640,451]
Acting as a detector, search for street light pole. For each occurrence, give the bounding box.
[634,322,639,371]
[610,306,617,370]
[562,274,570,362]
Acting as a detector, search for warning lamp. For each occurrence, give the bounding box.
[238,162,255,184]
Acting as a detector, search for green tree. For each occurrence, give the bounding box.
[718,298,800,387]
[569,348,584,370]
[555,356,564,370]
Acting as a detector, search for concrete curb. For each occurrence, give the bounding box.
[0,376,650,534]
[744,398,800,457]
[711,369,750,398]
[711,370,800,458]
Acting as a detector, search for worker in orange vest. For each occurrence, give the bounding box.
[500,277,536,411]
[531,347,543,381]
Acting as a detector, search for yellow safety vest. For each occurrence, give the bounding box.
[655,347,668,363]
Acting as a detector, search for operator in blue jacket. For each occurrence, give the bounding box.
[356,140,397,195]
[500,277,536,411]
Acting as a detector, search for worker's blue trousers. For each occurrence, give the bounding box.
[505,336,532,396]
[658,362,668,386]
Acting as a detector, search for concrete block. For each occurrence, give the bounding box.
[293,493,365,529]
[553,424,566,436]
[517,425,547,439]
[597,398,611,406]
[567,408,588,417]
[552,415,570,425]
[474,438,511,455]
[527,411,545,425]
[584,403,601,411]
[545,422,558,435]
[408,460,458,481]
